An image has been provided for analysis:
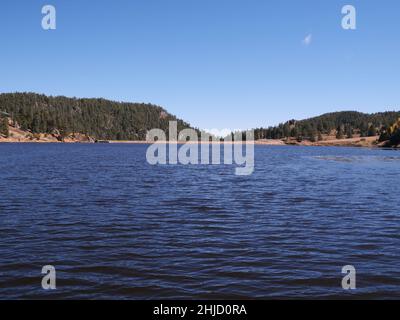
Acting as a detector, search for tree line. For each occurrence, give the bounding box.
[1,93,399,145]
[250,111,400,142]
[0,92,195,140]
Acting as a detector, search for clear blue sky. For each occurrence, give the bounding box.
[1,0,399,130]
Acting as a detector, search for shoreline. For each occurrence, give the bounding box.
[1,136,394,148]
[0,124,393,148]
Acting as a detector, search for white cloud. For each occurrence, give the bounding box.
[302,34,312,46]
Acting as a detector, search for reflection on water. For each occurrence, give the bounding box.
[0,144,400,299]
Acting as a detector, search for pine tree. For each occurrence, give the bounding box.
[0,117,9,137]
[346,125,353,139]
[336,125,344,139]
[367,125,376,137]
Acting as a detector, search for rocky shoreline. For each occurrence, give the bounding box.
[0,124,94,143]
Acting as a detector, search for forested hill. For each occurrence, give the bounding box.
[1,93,399,144]
[0,92,195,141]
[253,111,400,141]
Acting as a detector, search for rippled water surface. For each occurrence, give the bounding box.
[0,144,400,299]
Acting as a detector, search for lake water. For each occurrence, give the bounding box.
[0,143,400,299]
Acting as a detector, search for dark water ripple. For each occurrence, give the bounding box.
[0,144,400,299]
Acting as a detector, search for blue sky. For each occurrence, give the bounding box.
[1,0,399,130]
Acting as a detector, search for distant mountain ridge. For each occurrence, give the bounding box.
[0,92,195,141]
